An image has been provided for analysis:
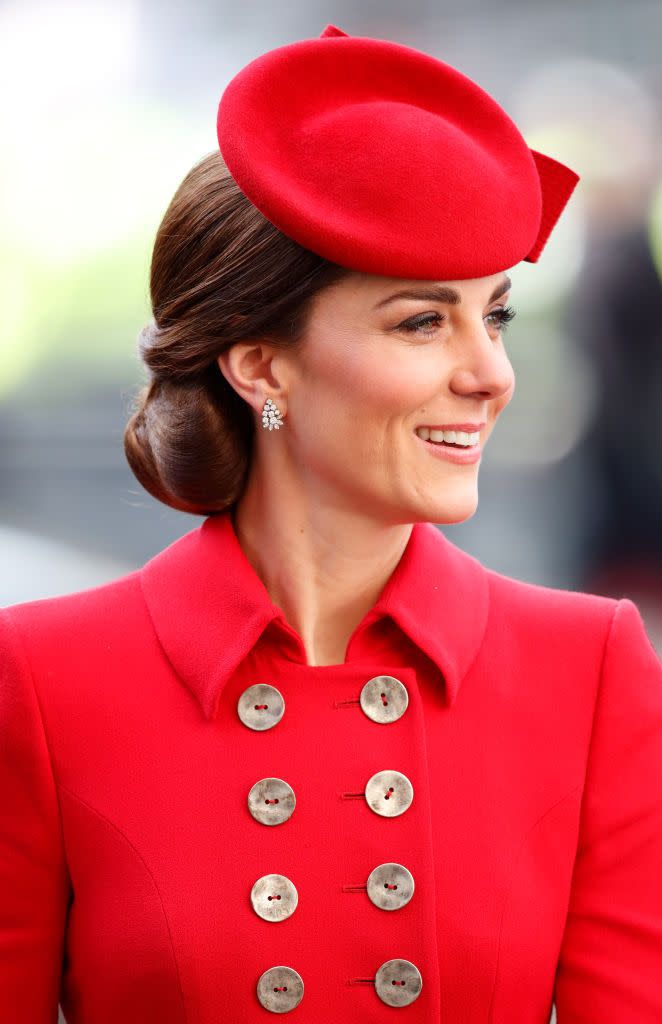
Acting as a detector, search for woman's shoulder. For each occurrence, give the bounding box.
[0,566,148,694]
[430,521,619,627]
[476,556,661,683]
[0,569,148,762]
[481,556,620,631]
[2,565,143,639]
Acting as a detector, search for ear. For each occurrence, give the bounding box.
[216,340,288,416]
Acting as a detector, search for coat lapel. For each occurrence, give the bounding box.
[140,511,489,719]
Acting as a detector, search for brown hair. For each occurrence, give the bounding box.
[123,150,350,515]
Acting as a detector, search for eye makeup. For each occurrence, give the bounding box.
[398,304,517,336]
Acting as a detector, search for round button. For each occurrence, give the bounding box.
[247,777,296,826]
[359,675,409,724]
[237,683,285,731]
[251,873,299,922]
[364,770,414,817]
[374,958,423,1007]
[366,863,415,911]
[256,965,304,1013]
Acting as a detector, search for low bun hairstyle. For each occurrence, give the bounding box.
[124,150,351,516]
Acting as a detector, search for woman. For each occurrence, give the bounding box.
[1,23,661,1024]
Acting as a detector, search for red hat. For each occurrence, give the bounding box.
[217,24,580,279]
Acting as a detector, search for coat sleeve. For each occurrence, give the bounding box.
[553,597,662,1022]
[0,608,70,1020]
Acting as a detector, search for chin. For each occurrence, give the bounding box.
[425,492,478,525]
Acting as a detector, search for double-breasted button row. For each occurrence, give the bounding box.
[250,862,415,921]
[256,959,423,1011]
[238,674,419,1011]
[247,769,413,825]
[237,675,409,730]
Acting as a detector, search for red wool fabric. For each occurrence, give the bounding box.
[216,24,581,279]
[1,510,662,1021]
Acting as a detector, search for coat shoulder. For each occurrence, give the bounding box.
[469,561,629,742]
[0,567,146,692]
[2,566,143,639]
[483,559,619,621]
[478,557,621,659]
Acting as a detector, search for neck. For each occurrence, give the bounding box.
[231,470,413,667]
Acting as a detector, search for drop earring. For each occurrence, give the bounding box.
[261,397,285,430]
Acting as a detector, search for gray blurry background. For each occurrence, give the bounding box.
[1,2,661,1022]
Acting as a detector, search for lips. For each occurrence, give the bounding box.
[413,430,482,464]
[416,422,486,432]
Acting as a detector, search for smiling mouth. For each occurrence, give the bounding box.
[412,428,482,463]
[413,427,482,448]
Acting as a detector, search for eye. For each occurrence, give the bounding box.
[485,304,517,332]
[398,304,517,337]
[398,312,445,336]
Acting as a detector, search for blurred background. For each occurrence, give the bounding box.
[1,2,661,1022]
[2,0,662,644]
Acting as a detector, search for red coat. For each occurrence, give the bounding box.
[1,511,662,1023]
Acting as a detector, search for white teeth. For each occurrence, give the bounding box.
[415,427,480,446]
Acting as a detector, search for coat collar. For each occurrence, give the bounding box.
[140,511,489,719]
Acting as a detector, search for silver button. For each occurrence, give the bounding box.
[374,958,423,1007]
[359,675,409,724]
[366,863,415,911]
[247,777,296,826]
[364,770,414,817]
[256,965,304,1012]
[251,873,299,922]
[237,683,285,731]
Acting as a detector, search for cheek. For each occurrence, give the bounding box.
[293,336,441,474]
[313,345,433,420]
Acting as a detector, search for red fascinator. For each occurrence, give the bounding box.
[217,24,580,279]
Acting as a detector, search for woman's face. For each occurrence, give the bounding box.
[234,270,516,527]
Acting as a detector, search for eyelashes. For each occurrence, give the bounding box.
[486,303,517,331]
[398,304,518,336]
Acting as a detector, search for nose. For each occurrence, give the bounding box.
[448,326,514,400]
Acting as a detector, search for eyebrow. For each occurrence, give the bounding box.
[372,274,512,311]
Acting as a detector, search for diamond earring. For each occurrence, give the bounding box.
[261,397,285,430]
